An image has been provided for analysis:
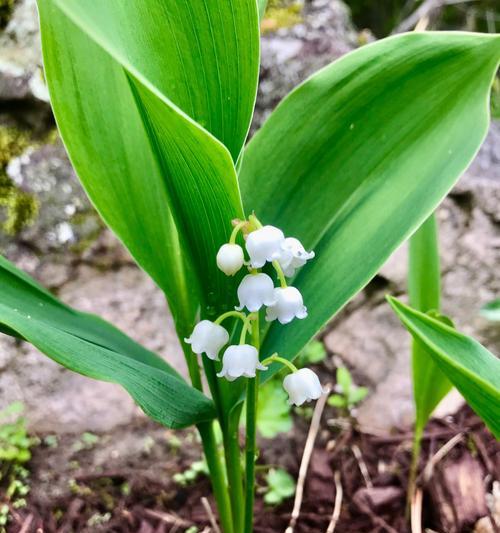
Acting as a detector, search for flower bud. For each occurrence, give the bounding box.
[278,237,315,277]
[216,243,244,276]
[217,344,268,381]
[283,368,324,406]
[265,286,307,324]
[236,273,276,312]
[245,225,285,268]
[184,320,229,361]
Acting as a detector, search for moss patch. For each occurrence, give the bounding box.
[261,0,303,34]
[0,0,15,29]
[0,127,39,236]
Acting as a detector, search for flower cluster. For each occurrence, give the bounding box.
[185,216,324,406]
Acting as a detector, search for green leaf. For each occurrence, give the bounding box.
[0,255,215,429]
[38,0,260,334]
[254,380,292,438]
[336,367,352,393]
[258,0,268,20]
[239,32,500,378]
[347,386,368,406]
[480,299,500,321]
[264,468,296,505]
[388,296,500,438]
[327,394,347,408]
[409,214,452,433]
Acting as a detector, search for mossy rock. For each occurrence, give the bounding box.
[0,127,39,235]
[262,0,303,34]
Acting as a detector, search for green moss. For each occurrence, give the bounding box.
[0,0,14,30]
[262,0,303,34]
[0,127,39,236]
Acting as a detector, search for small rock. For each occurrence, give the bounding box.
[353,486,403,512]
[0,0,48,103]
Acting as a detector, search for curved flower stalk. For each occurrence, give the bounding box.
[184,213,325,533]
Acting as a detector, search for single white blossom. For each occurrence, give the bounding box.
[217,344,268,381]
[216,243,244,276]
[245,225,285,268]
[265,286,307,324]
[184,320,229,361]
[283,368,324,406]
[236,273,276,312]
[278,237,315,277]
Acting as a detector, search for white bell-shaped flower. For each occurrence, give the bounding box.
[265,286,307,324]
[216,243,244,276]
[245,225,285,268]
[278,237,315,277]
[184,320,229,361]
[283,368,324,406]
[217,344,268,381]
[236,273,276,312]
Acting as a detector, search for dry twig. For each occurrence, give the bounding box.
[286,385,331,533]
[326,471,343,533]
[422,432,463,483]
[352,444,373,488]
[411,488,423,533]
[201,497,221,533]
[143,509,192,528]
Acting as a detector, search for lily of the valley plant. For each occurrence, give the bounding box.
[1,1,499,531]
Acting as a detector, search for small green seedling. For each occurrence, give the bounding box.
[0,403,36,530]
[262,468,296,505]
[173,459,209,486]
[328,367,368,410]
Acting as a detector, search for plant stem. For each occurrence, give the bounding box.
[407,213,441,512]
[183,337,233,533]
[244,314,260,533]
[223,404,245,532]
[272,260,288,288]
[198,422,234,533]
[261,353,297,373]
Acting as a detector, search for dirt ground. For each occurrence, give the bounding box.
[4,401,497,533]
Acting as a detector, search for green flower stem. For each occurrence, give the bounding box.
[215,310,247,325]
[223,404,245,532]
[239,315,254,344]
[183,335,233,533]
[272,260,288,288]
[229,220,248,244]
[261,353,297,373]
[244,313,260,533]
[198,422,234,533]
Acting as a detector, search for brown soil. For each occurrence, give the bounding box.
[5,405,499,533]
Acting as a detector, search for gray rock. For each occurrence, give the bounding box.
[2,141,102,256]
[252,0,357,133]
[0,0,48,103]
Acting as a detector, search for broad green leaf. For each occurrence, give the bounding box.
[409,214,452,433]
[240,32,500,377]
[388,297,500,438]
[0,255,215,429]
[38,0,259,336]
[480,299,500,321]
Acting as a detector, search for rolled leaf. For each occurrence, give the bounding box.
[409,214,452,433]
[38,0,259,334]
[388,297,500,438]
[239,32,500,376]
[0,255,215,429]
